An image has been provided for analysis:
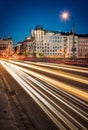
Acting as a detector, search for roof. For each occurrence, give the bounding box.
[44,30,72,35]
[35,25,43,30]
[24,37,35,42]
[76,34,88,37]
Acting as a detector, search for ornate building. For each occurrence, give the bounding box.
[0,37,14,57]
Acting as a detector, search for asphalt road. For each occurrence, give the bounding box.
[0,59,88,130]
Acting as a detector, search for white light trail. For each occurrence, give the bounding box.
[8,60,88,85]
[25,61,88,73]
[1,60,88,130]
[1,60,88,102]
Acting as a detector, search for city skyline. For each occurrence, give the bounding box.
[0,0,88,44]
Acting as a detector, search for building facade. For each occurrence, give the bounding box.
[17,36,35,56]
[78,35,88,58]
[30,26,78,58]
[0,37,14,57]
[16,26,88,59]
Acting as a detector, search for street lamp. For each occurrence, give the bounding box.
[61,11,70,20]
[61,11,76,59]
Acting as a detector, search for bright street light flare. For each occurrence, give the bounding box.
[61,11,70,20]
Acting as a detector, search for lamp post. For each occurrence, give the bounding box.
[71,16,76,58]
[61,11,76,59]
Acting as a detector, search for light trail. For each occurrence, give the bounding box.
[1,60,88,102]
[11,66,88,117]
[8,60,88,86]
[1,60,88,130]
[24,61,88,73]
[0,61,68,129]
[13,65,87,115]
[18,70,88,127]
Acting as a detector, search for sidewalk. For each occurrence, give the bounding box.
[0,88,18,130]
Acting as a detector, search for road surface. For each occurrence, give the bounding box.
[0,59,88,130]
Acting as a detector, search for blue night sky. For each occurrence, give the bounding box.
[0,0,88,44]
